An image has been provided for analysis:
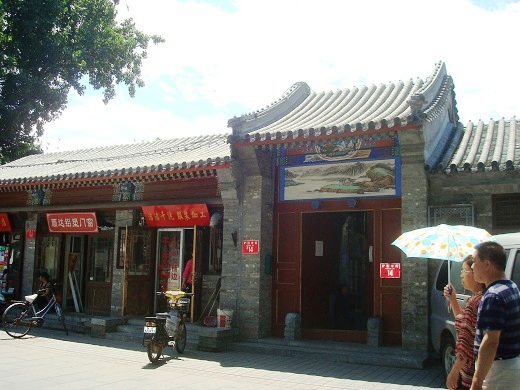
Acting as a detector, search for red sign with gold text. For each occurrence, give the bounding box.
[0,213,11,232]
[380,263,401,279]
[47,212,98,233]
[242,240,259,255]
[142,204,210,227]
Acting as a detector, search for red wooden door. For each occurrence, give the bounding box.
[272,212,300,336]
[374,208,402,345]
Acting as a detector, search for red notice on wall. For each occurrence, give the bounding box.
[242,240,259,255]
[0,213,11,232]
[380,263,401,279]
[47,212,98,233]
[142,204,210,227]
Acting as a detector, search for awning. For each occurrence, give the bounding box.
[0,213,11,232]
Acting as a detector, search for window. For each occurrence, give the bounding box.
[90,237,113,282]
[118,227,152,275]
[493,193,520,232]
[428,205,474,226]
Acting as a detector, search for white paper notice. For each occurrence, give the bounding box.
[315,241,323,257]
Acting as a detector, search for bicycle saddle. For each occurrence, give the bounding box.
[25,294,38,303]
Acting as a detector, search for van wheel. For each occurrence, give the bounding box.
[441,336,456,378]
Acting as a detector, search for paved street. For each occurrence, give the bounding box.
[1,328,445,390]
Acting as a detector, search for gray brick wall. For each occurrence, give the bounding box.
[399,129,429,352]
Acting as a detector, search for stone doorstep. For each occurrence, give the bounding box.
[197,326,235,352]
[90,317,127,337]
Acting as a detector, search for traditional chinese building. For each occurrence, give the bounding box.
[0,134,236,322]
[1,61,519,363]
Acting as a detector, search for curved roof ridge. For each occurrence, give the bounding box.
[368,82,400,123]
[491,118,506,166]
[506,116,517,164]
[253,91,318,136]
[259,91,327,136]
[336,84,377,125]
[464,120,484,169]
[319,86,366,128]
[477,119,495,168]
[273,91,333,135]
[451,121,474,168]
[349,83,391,124]
[227,82,311,134]
[310,89,356,129]
[413,61,446,97]
[379,78,418,124]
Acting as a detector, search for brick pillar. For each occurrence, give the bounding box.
[111,210,133,316]
[218,149,273,340]
[399,129,429,352]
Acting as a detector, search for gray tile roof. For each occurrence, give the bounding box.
[228,61,456,143]
[0,133,232,186]
[443,117,518,173]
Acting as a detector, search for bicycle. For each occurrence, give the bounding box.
[2,283,68,338]
[143,290,192,363]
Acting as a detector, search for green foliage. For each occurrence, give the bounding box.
[0,0,163,164]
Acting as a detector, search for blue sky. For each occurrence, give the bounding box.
[40,0,520,152]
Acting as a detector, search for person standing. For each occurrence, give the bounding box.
[443,255,485,390]
[182,252,193,293]
[470,241,520,390]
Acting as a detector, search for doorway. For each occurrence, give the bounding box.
[301,211,372,339]
[63,235,84,312]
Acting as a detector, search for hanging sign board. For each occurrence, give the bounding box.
[380,263,401,279]
[0,213,11,232]
[142,204,210,227]
[47,212,98,233]
[242,240,259,255]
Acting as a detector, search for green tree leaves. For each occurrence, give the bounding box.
[0,0,163,163]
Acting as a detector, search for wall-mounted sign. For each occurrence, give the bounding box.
[142,204,210,227]
[47,212,98,233]
[380,263,401,279]
[26,228,36,239]
[242,240,259,255]
[0,213,11,232]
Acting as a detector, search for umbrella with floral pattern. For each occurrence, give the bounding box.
[391,224,493,262]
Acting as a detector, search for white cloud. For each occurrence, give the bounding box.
[40,0,520,152]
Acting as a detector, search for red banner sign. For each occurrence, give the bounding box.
[242,240,259,255]
[142,204,210,227]
[47,212,98,233]
[380,263,401,279]
[0,213,11,232]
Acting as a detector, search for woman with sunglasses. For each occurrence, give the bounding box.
[443,255,486,390]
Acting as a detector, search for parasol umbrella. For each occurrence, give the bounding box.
[391,224,494,311]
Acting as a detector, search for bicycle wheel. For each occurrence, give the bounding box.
[147,340,163,364]
[2,302,33,338]
[174,319,187,353]
[55,303,68,335]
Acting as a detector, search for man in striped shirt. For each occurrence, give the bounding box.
[470,241,520,390]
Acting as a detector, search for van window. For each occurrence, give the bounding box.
[435,260,464,293]
[512,251,520,286]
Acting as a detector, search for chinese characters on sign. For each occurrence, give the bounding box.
[0,213,11,232]
[142,204,210,227]
[380,263,401,279]
[46,212,98,233]
[242,240,259,255]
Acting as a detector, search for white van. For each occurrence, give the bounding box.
[430,232,520,378]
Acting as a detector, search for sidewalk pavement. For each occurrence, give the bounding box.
[0,327,446,390]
